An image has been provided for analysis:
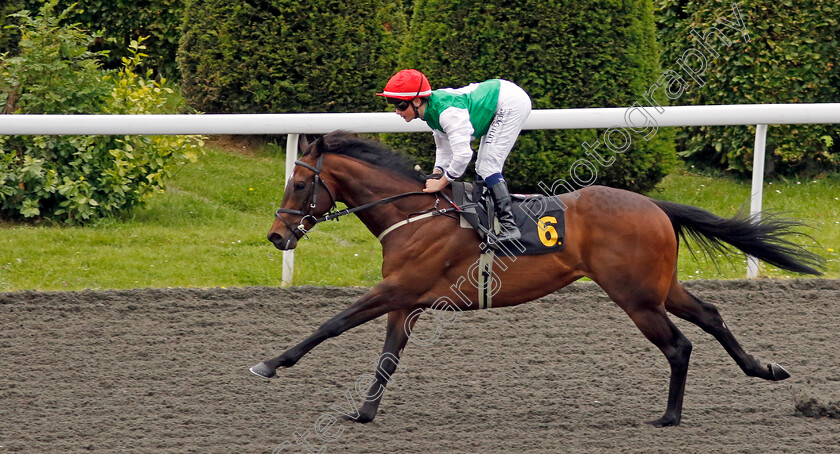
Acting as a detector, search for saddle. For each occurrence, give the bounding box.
[451,181,566,257]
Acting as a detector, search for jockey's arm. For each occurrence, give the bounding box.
[437,107,474,181]
[432,130,451,174]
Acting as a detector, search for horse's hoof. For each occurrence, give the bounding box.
[769,363,791,381]
[342,412,375,424]
[249,362,277,378]
[645,415,680,427]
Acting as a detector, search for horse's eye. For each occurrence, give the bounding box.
[294,181,306,191]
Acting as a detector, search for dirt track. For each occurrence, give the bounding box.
[1,280,839,453]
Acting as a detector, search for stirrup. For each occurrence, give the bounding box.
[496,229,521,243]
[489,224,521,244]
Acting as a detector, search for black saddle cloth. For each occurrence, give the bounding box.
[451,181,566,256]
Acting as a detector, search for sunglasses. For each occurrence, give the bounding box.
[388,98,411,111]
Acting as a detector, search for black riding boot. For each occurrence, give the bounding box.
[489,181,521,242]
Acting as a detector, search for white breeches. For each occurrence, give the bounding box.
[475,80,532,179]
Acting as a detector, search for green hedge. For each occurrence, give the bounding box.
[657,0,840,176]
[178,0,407,114]
[385,0,676,193]
[0,1,28,57]
[0,0,184,79]
[0,3,201,224]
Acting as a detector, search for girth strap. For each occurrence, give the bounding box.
[478,246,495,309]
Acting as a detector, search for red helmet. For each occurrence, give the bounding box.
[376,69,432,100]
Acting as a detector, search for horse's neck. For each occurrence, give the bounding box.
[327,159,427,237]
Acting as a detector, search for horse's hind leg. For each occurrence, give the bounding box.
[624,305,693,427]
[664,279,790,381]
[352,308,418,423]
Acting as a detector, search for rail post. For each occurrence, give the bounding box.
[747,124,768,278]
[281,133,300,286]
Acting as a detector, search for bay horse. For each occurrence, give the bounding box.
[251,131,824,427]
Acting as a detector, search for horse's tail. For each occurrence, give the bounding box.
[651,199,825,275]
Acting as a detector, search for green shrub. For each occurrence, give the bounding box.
[385,0,675,193]
[178,0,408,113]
[0,1,27,56]
[0,2,201,224]
[657,0,840,176]
[0,0,184,79]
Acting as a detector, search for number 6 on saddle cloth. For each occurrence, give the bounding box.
[451,181,566,255]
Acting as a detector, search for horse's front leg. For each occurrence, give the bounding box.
[351,308,419,423]
[250,282,402,378]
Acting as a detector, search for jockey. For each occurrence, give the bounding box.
[377,69,532,243]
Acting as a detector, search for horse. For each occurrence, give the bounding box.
[250,131,824,427]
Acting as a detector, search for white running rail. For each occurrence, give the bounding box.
[3,103,839,282]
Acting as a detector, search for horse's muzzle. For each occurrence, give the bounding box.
[268,231,297,250]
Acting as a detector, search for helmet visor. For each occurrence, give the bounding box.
[386,97,411,111]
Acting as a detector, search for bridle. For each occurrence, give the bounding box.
[274,155,463,241]
[274,154,337,239]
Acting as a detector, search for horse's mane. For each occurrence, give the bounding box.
[309,132,426,183]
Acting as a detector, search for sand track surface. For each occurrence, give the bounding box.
[2,280,839,453]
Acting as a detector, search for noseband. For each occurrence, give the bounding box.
[274,154,337,239]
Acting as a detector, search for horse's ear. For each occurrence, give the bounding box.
[308,135,325,158]
[297,134,322,157]
[298,134,310,151]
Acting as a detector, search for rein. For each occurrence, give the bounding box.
[275,156,464,241]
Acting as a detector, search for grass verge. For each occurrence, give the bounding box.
[1,143,837,291]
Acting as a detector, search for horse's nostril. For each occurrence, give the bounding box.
[268,231,294,250]
[267,232,283,246]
